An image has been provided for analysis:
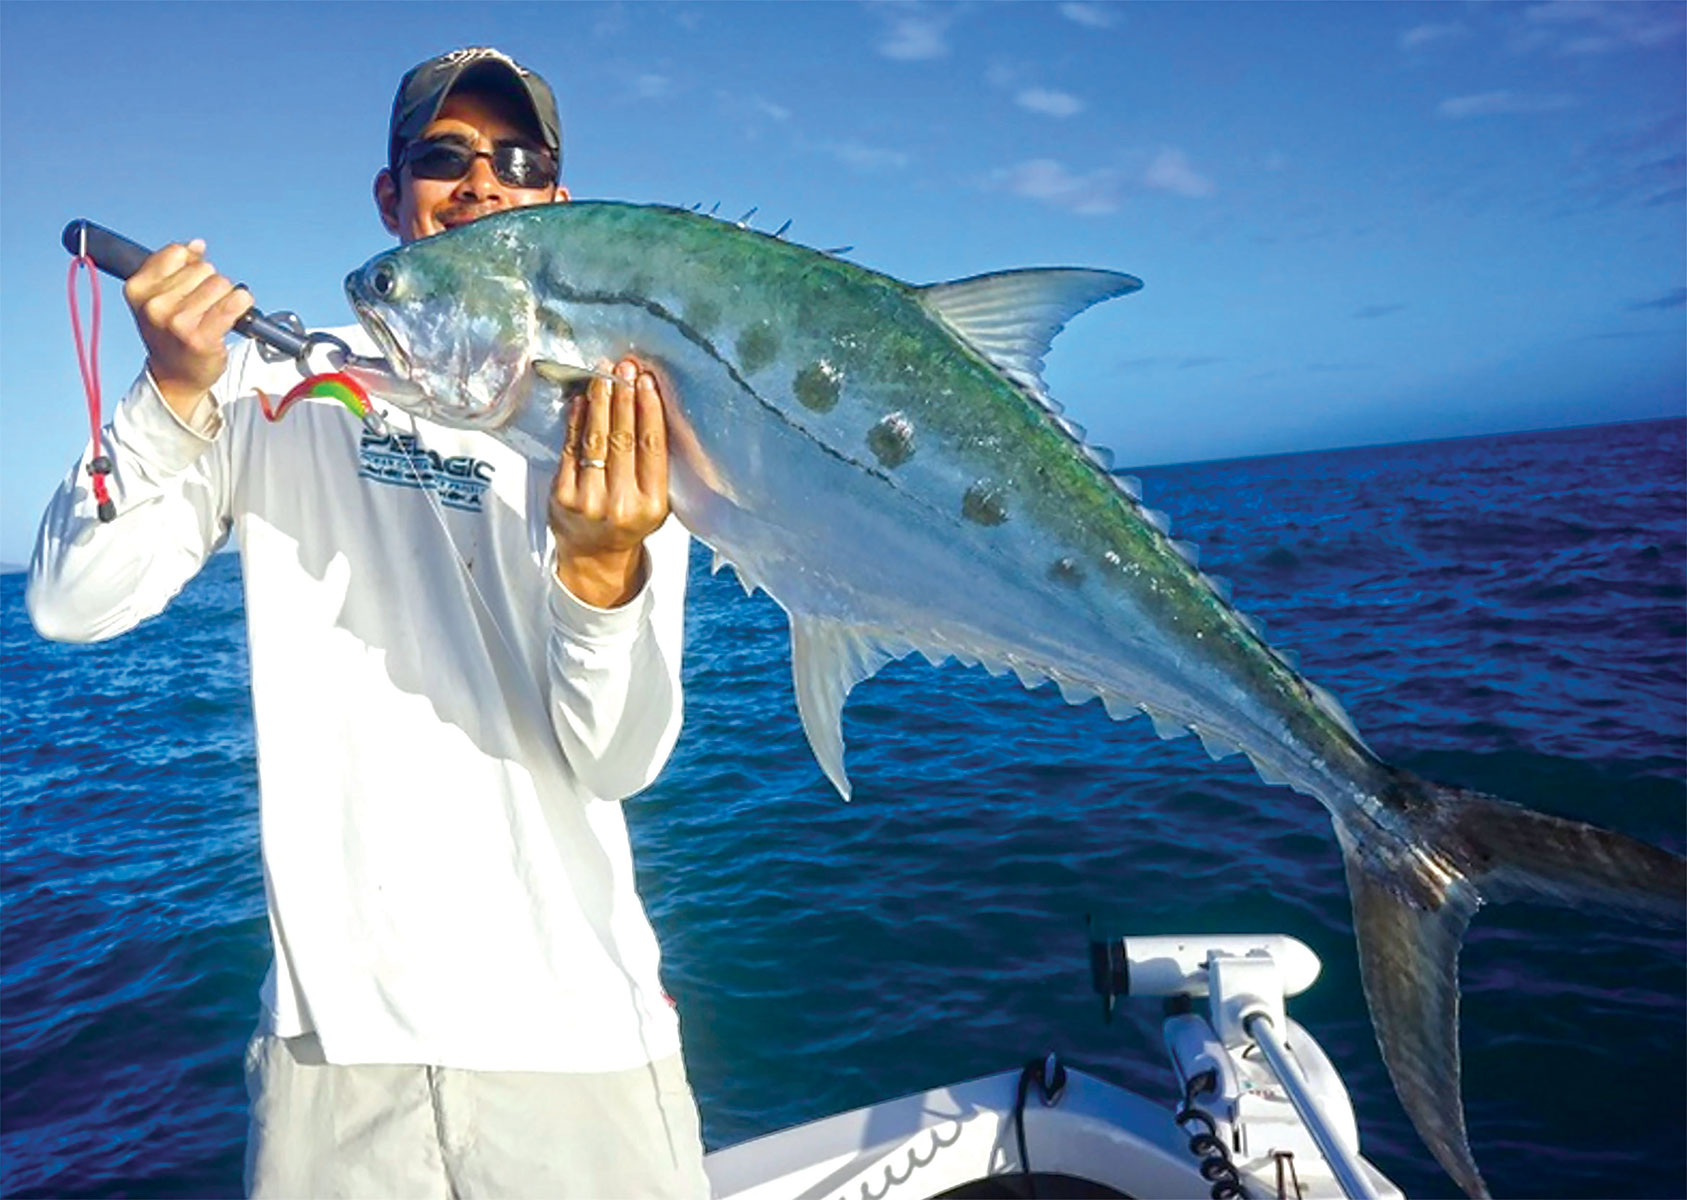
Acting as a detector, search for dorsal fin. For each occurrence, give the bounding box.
[919,268,1142,408]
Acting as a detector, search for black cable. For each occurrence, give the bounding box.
[1176,1070,1244,1200]
[1013,1061,1040,1200]
[1013,1054,1070,1199]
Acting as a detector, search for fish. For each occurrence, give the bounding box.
[342,201,1684,1197]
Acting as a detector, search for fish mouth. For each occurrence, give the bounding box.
[351,300,411,379]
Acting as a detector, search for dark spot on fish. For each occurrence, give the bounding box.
[794,360,844,413]
[736,322,779,374]
[962,481,1009,526]
[1048,556,1084,587]
[684,298,721,334]
[867,412,915,467]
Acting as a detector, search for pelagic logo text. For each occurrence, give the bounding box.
[359,431,494,512]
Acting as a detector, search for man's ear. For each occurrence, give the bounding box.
[553,184,571,204]
[374,169,402,235]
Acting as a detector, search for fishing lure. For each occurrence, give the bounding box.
[257,372,379,427]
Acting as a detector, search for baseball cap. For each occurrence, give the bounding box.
[388,47,562,172]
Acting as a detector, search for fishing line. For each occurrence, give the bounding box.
[376,400,677,1077]
[248,366,533,681]
[381,406,538,682]
[366,360,627,682]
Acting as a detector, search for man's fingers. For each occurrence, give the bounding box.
[605,360,639,497]
[578,367,614,464]
[560,390,586,465]
[124,241,205,306]
[138,258,216,319]
[634,370,668,500]
[554,389,587,505]
[172,273,250,339]
[209,284,256,333]
[125,241,196,289]
[136,251,249,349]
[550,357,672,588]
[566,365,614,509]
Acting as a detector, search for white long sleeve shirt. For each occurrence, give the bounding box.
[28,329,688,1073]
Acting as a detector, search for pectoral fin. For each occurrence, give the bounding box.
[532,359,614,387]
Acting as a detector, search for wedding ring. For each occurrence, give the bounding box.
[580,457,608,469]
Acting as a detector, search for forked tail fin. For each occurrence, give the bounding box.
[1336,768,1685,1198]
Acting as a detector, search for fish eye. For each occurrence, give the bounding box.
[370,263,398,299]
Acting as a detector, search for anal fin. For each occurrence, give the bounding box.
[790,618,904,800]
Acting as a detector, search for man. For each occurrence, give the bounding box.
[28,48,709,1199]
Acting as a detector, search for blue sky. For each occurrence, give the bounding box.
[2,1,1682,564]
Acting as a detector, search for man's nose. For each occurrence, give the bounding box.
[454,153,504,200]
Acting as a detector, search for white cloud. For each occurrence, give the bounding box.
[991,159,1124,215]
[1016,87,1085,118]
[591,3,628,38]
[1438,90,1577,118]
[1399,21,1470,51]
[1059,2,1116,29]
[1516,0,1684,55]
[633,73,672,100]
[991,151,1213,211]
[716,91,794,137]
[877,6,951,60]
[823,140,911,172]
[1143,148,1214,198]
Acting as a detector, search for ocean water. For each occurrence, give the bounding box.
[3,418,1683,1199]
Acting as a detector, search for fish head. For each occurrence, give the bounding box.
[344,218,540,431]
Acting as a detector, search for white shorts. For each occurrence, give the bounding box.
[243,1031,710,1199]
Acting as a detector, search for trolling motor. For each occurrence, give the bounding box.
[61,219,395,520]
[1089,928,1385,1200]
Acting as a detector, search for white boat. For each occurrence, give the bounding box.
[704,933,1406,1200]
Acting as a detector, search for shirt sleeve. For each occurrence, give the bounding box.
[543,517,690,802]
[25,346,249,644]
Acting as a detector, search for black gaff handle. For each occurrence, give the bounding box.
[61,219,151,279]
[60,219,311,361]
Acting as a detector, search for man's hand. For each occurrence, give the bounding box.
[549,358,670,608]
[123,240,253,421]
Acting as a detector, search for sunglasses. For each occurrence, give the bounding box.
[399,137,559,190]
